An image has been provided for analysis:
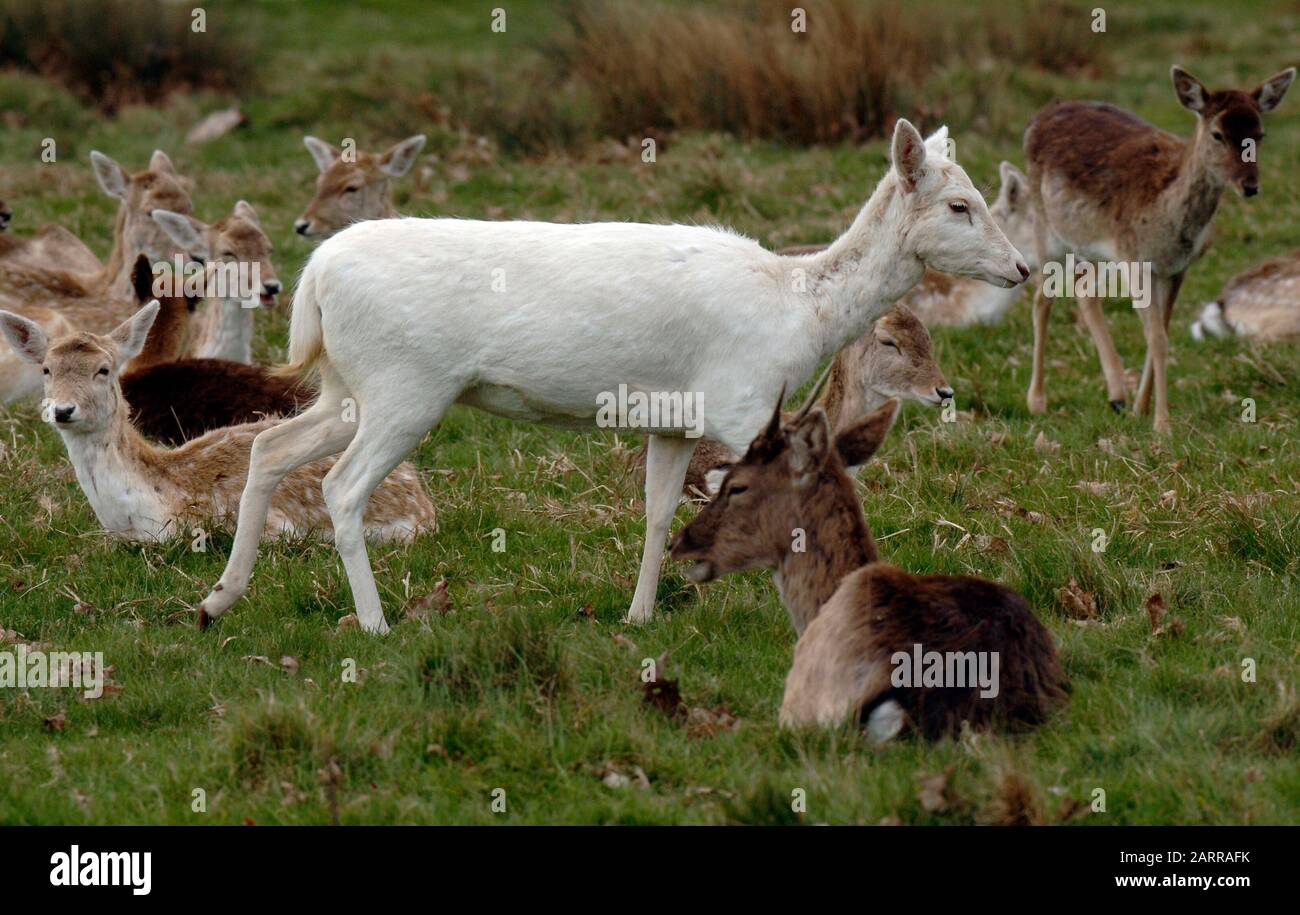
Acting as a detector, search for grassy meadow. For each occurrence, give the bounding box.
[0,0,1297,824]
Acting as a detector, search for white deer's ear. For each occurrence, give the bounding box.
[0,311,49,364]
[233,199,261,228]
[923,125,951,162]
[835,399,899,468]
[378,134,426,178]
[788,409,831,487]
[109,301,160,363]
[891,119,927,193]
[149,149,177,175]
[1000,160,1028,206]
[90,151,129,200]
[1254,67,1296,112]
[703,466,730,498]
[303,136,340,173]
[1171,66,1209,112]
[152,210,209,259]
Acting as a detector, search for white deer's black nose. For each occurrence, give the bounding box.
[1016,261,1030,281]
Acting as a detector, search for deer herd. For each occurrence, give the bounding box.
[0,65,1294,743]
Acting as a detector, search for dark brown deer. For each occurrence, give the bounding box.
[1024,65,1295,433]
[109,259,311,444]
[670,398,1067,740]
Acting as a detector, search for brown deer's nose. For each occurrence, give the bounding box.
[294,219,310,235]
[1242,180,1259,197]
[937,386,954,401]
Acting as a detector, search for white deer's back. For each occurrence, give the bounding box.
[307,218,824,440]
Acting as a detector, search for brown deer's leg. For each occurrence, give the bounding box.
[1077,296,1127,411]
[1027,282,1054,415]
[1133,271,1185,428]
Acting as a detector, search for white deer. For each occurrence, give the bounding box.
[195,119,1028,634]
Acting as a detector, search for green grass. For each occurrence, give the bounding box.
[0,0,1298,824]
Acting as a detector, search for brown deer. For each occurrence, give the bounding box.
[635,304,951,496]
[0,303,436,544]
[1024,65,1295,433]
[1191,250,1300,342]
[294,135,426,238]
[670,398,1067,740]
[151,201,282,363]
[0,150,194,303]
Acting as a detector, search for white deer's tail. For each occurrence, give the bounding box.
[275,259,327,380]
[1190,301,1234,342]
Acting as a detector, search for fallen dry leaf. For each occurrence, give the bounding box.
[405,579,452,620]
[1145,593,1165,632]
[1058,579,1098,620]
[279,656,300,676]
[44,712,66,733]
[337,614,360,632]
[916,770,950,813]
[1034,431,1061,455]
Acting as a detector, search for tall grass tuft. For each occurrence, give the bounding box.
[0,0,255,112]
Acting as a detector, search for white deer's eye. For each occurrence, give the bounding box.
[948,201,968,214]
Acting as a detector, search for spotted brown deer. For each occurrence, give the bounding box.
[151,201,282,363]
[0,150,194,302]
[1191,249,1300,342]
[637,303,952,496]
[0,303,435,544]
[670,398,1067,740]
[194,120,1028,634]
[294,135,426,238]
[1024,65,1295,433]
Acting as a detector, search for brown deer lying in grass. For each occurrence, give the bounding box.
[72,253,310,445]
[294,135,426,238]
[1024,65,1295,433]
[1191,250,1300,342]
[670,398,1067,741]
[0,303,435,543]
[0,150,194,301]
[151,201,282,363]
[634,304,951,496]
[780,162,1038,327]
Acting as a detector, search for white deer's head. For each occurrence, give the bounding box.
[891,121,1029,288]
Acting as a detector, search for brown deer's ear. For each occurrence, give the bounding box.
[0,310,49,364]
[1254,67,1296,112]
[1171,66,1209,112]
[788,408,831,487]
[131,254,154,303]
[835,399,900,468]
[747,386,787,461]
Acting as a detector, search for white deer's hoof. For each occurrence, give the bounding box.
[360,617,391,635]
[623,605,653,625]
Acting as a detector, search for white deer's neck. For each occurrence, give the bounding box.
[193,297,255,363]
[805,179,924,361]
[58,407,174,540]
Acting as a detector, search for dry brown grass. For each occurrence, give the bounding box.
[543,0,1105,146]
[0,0,255,112]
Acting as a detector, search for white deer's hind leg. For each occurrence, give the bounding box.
[626,435,697,625]
[198,387,357,626]
[322,408,441,635]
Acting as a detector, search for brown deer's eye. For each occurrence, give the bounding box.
[42,367,50,375]
[727,484,749,497]
[1212,130,1225,142]
[96,367,109,377]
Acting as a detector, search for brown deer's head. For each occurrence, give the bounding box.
[90,150,194,263]
[294,135,426,237]
[671,397,900,583]
[856,305,951,407]
[0,302,159,435]
[152,201,281,306]
[1172,65,1296,198]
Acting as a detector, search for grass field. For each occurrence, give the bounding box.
[0,0,1297,825]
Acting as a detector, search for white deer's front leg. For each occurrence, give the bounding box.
[626,435,697,624]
